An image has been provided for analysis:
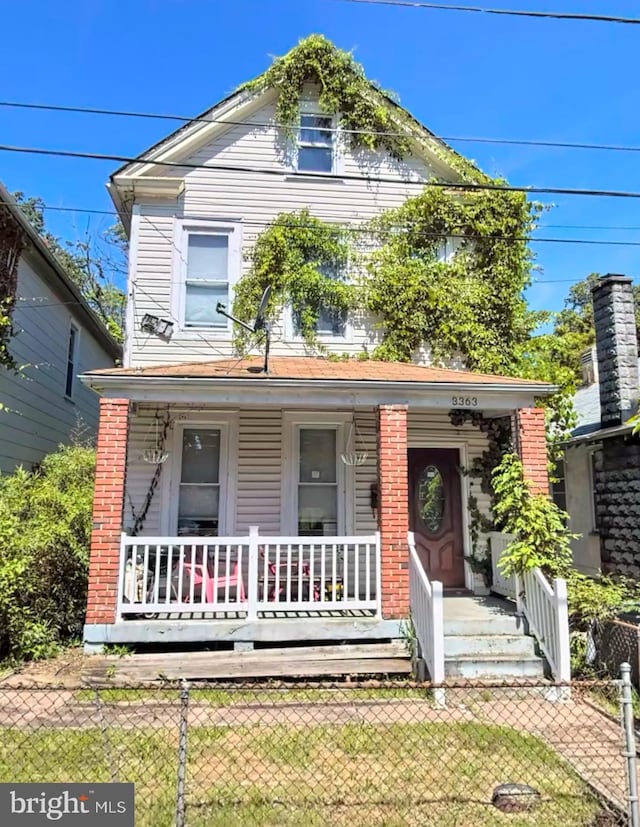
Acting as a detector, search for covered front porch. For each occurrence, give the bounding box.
[81,356,553,658]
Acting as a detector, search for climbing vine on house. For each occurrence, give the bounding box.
[365,187,542,373]
[0,210,26,372]
[233,210,354,351]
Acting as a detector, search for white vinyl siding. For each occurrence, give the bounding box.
[126,92,448,367]
[125,406,491,545]
[0,252,114,474]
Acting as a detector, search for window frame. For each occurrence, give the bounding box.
[163,413,237,537]
[64,323,79,400]
[284,260,352,343]
[294,106,338,175]
[281,412,354,536]
[172,218,242,337]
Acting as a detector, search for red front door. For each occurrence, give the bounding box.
[408,448,465,588]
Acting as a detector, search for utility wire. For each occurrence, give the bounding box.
[4,142,640,200]
[3,198,640,249]
[2,99,640,154]
[330,0,640,25]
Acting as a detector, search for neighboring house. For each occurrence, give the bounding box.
[561,275,640,578]
[0,183,121,473]
[80,42,567,681]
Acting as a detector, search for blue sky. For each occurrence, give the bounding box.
[1,0,639,316]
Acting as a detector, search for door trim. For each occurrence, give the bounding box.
[407,439,474,592]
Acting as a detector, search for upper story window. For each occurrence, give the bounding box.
[291,262,348,339]
[185,234,229,328]
[65,323,78,399]
[297,114,334,173]
[174,220,241,333]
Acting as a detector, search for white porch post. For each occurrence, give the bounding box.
[247,526,260,621]
[553,577,571,684]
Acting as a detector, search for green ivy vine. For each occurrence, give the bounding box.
[365,187,541,372]
[233,210,354,351]
[449,409,512,574]
[0,210,25,372]
[241,35,412,160]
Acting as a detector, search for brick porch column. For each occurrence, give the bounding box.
[85,397,130,626]
[515,407,549,494]
[377,404,409,619]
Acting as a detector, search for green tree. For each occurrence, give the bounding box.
[13,193,126,343]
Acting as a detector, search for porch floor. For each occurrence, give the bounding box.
[123,608,377,621]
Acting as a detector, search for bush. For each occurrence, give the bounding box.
[0,445,95,662]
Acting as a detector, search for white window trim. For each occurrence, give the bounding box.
[162,412,238,536]
[171,218,243,338]
[64,322,80,401]
[587,446,600,533]
[283,304,353,344]
[292,104,342,176]
[281,411,354,536]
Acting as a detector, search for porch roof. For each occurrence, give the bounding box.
[85,356,552,389]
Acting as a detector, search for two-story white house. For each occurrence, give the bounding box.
[81,38,568,682]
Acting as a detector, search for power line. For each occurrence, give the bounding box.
[4,198,640,250]
[331,0,640,25]
[2,99,640,154]
[5,141,640,200]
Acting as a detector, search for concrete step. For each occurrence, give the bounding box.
[444,634,537,658]
[443,595,526,637]
[444,654,545,679]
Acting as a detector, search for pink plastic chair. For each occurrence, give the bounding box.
[177,551,246,604]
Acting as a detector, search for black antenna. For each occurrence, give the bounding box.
[216,285,273,374]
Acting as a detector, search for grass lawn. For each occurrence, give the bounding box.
[0,715,604,826]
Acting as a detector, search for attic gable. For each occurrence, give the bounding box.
[110,35,484,190]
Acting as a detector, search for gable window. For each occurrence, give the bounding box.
[297,114,334,173]
[177,428,221,536]
[65,324,78,399]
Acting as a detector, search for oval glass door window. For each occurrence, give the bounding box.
[418,465,445,533]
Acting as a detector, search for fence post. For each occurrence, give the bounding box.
[553,578,571,687]
[247,526,260,621]
[620,662,640,827]
[175,680,189,827]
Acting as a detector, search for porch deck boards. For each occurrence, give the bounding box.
[126,609,377,621]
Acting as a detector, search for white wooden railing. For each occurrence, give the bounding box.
[489,531,517,599]
[517,567,571,684]
[408,531,445,686]
[118,528,380,619]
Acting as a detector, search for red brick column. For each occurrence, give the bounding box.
[515,407,549,494]
[377,405,409,619]
[85,398,130,625]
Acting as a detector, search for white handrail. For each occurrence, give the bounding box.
[408,531,445,686]
[117,529,381,618]
[518,567,571,684]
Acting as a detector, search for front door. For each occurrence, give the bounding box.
[408,448,465,588]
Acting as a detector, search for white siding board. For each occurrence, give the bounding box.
[0,255,114,473]
[127,95,446,368]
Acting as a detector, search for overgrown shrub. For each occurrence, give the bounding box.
[0,445,95,662]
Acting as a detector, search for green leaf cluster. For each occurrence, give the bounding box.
[366,188,541,371]
[0,445,95,662]
[241,34,412,160]
[0,208,25,371]
[233,209,354,351]
[492,453,575,578]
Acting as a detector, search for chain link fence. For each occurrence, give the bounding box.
[0,672,638,826]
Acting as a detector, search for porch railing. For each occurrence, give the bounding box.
[517,567,571,684]
[408,531,445,686]
[118,528,381,619]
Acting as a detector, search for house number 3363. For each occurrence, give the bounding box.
[451,396,478,407]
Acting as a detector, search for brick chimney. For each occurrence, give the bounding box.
[591,274,639,427]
